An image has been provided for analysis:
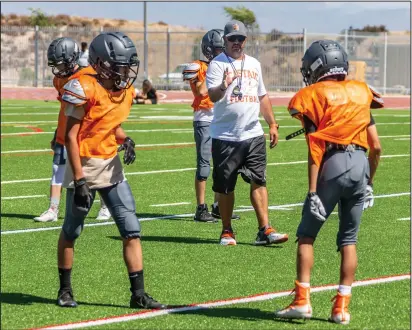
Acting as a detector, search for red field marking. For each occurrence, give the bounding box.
[0,125,44,138]
[2,87,410,108]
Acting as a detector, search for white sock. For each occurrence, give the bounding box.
[338,285,352,295]
[299,282,310,288]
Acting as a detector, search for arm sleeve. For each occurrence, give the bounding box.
[206,60,223,89]
[257,62,267,97]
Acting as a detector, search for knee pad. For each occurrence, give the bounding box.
[62,226,82,241]
[51,164,65,185]
[196,165,210,181]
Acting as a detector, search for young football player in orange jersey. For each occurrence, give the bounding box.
[182,29,240,222]
[34,37,111,223]
[274,40,383,324]
[56,32,166,309]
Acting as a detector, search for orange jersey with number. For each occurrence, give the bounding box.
[53,66,96,145]
[288,80,383,166]
[62,75,136,159]
[189,60,214,111]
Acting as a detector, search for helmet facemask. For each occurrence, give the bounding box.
[91,55,139,90]
[49,59,77,78]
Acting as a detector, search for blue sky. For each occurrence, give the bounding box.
[2,1,410,33]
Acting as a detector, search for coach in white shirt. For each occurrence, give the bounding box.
[206,20,288,247]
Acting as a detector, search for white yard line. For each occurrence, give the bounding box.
[1,194,47,200]
[150,202,191,207]
[33,274,411,330]
[398,217,410,221]
[1,154,409,184]
[1,192,409,235]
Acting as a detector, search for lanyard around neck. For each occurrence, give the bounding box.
[224,52,245,90]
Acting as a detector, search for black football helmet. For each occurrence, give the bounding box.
[88,32,139,89]
[301,40,349,86]
[47,37,80,78]
[201,29,225,61]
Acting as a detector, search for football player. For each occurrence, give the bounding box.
[56,32,166,309]
[274,40,383,324]
[182,29,240,222]
[34,37,111,222]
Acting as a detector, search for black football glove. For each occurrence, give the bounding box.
[73,178,93,212]
[117,137,136,165]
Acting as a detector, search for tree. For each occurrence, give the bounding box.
[223,5,259,36]
[28,8,52,27]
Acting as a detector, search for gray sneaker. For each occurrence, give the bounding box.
[194,204,217,223]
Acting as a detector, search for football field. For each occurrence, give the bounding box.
[1,100,410,329]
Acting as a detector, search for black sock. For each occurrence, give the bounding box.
[58,268,72,291]
[259,224,269,231]
[129,270,144,295]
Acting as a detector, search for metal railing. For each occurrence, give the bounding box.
[1,25,410,94]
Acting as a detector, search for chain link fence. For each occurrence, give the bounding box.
[1,25,410,94]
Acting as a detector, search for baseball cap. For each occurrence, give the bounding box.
[224,20,247,38]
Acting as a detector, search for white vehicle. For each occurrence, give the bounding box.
[158,63,191,85]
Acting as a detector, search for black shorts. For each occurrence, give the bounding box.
[212,135,267,194]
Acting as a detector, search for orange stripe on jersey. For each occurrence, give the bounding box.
[75,74,134,159]
[190,60,214,111]
[55,66,96,145]
[288,80,372,167]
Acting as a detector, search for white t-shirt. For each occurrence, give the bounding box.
[78,49,89,67]
[206,53,267,141]
[193,109,214,123]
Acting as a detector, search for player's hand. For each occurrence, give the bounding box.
[182,63,200,82]
[269,123,279,149]
[363,184,374,210]
[308,192,327,221]
[117,137,136,165]
[73,178,93,212]
[50,138,56,150]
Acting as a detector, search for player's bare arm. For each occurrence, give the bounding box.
[65,115,83,181]
[115,125,127,144]
[366,124,382,185]
[259,94,279,148]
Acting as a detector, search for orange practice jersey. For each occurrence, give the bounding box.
[53,66,96,145]
[62,75,136,159]
[288,80,384,166]
[189,60,214,111]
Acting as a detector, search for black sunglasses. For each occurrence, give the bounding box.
[227,35,246,43]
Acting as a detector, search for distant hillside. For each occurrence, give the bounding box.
[0,12,202,32]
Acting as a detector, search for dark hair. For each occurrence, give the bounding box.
[81,42,88,47]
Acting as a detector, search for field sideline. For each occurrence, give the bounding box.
[1,100,410,329]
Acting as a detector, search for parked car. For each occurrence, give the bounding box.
[158,63,190,90]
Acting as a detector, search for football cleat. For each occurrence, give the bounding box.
[219,229,237,246]
[34,209,58,222]
[329,292,351,325]
[254,226,288,245]
[57,289,78,308]
[130,292,167,309]
[275,281,312,319]
[211,203,240,220]
[194,204,217,223]
[96,206,111,221]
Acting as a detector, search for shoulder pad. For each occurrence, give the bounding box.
[368,84,384,109]
[62,79,87,105]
